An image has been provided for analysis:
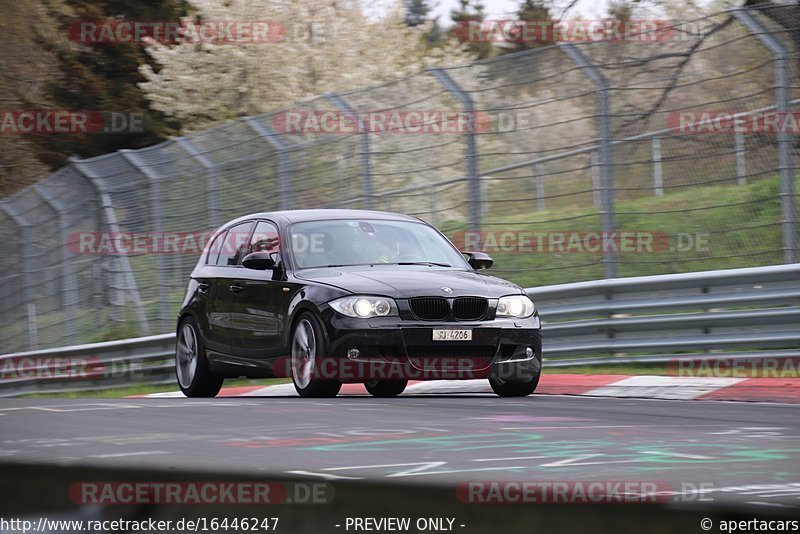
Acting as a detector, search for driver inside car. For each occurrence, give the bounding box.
[357,224,405,264]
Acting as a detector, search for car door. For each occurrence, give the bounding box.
[192,228,228,355]
[230,220,297,359]
[202,220,255,356]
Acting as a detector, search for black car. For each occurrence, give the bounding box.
[175,209,542,398]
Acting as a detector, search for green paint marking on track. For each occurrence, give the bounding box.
[306,432,547,452]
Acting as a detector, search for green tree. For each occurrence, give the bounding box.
[499,0,554,54]
[29,0,187,171]
[140,0,473,132]
[450,0,493,59]
[608,0,635,23]
[0,0,59,194]
[404,0,431,27]
[426,16,445,45]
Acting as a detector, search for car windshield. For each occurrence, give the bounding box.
[289,219,469,270]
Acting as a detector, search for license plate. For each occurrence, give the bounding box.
[432,329,472,341]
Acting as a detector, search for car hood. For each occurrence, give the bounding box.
[293,266,523,298]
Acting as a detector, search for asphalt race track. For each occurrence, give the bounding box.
[1,393,799,508]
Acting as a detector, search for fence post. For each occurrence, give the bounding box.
[32,184,78,344]
[560,43,616,278]
[176,137,223,228]
[70,157,150,334]
[241,117,293,211]
[427,69,482,232]
[429,187,440,227]
[120,150,169,331]
[652,137,663,196]
[735,131,747,185]
[733,8,796,262]
[0,202,37,350]
[533,163,545,211]
[325,93,373,210]
[591,151,601,207]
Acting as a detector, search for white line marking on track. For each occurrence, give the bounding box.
[88,451,171,459]
[473,456,549,462]
[499,425,640,430]
[387,466,527,478]
[637,451,714,460]
[286,471,361,480]
[323,462,444,472]
[31,403,141,412]
[538,454,606,467]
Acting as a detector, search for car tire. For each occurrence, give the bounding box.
[291,312,342,398]
[488,372,540,397]
[176,317,224,398]
[364,379,408,397]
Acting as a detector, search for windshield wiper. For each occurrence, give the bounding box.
[322,263,370,268]
[394,261,451,267]
[317,262,452,268]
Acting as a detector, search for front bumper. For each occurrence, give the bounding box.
[317,311,542,382]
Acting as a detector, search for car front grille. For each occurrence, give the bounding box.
[409,297,489,321]
[409,297,450,320]
[453,297,488,320]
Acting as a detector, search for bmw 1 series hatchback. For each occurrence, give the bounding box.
[176,209,541,398]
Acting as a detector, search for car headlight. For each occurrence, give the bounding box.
[329,296,398,318]
[496,295,535,318]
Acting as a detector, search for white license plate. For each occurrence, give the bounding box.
[432,329,472,341]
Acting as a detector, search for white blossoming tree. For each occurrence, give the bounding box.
[139,0,473,131]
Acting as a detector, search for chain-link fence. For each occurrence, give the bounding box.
[1,5,798,352]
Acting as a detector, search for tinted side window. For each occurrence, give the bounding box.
[205,230,227,265]
[249,221,280,254]
[215,221,254,266]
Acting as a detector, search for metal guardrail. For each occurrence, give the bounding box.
[532,263,800,366]
[1,264,798,396]
[0,334,176,398]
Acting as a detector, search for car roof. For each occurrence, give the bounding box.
[225,209,423,226]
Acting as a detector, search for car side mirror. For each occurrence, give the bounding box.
[242,251,279,270]
[463,251,493,270]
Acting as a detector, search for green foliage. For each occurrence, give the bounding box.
[497,0,554,55]
[440,175,796,288]
[449,0,494,59]
[28,0,187,170]
[405,0,431,27]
